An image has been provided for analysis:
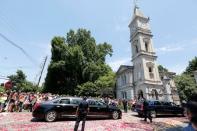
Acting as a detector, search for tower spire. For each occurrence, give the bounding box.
[133,0,139,13]
[132,0,146,18]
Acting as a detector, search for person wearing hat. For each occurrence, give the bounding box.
[183,93,197,131]
[74,96,89,131]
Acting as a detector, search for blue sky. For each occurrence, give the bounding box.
[0,0,197,84]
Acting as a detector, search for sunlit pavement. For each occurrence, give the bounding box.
[0,111,188,131]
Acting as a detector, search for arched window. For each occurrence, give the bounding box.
[146,62,154,79]
[149,67,152,73]
[143,38,150,52]
[151,89,159,100]
[145,42,149,52]
[138,90,144,100]
[135,45,138,53]
[123,74,127,84]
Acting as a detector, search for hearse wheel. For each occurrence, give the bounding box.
[45,111,57,122]
[112,111,119,120]
[151,110,157,118]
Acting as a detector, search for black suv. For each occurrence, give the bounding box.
[32,97,122,122]
[135,100,184,118]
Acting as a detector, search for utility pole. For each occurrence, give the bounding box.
[37,56,48,87]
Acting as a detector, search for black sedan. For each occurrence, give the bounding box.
[32,97,122,122]
[135,100,184,118]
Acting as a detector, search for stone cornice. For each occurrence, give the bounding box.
[130,28,152,41]
[132,51,157,61]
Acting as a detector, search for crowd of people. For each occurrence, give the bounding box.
[0,91,58,113]
[100,97,137,112]
[0,90,137,113]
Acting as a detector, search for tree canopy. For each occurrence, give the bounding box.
[174,56,197,101]
[43,29,114,95]
[158,65,168,73]
[8,70,38,92]
[185,56,197,75]
[174,74,196,101]
[76,70,116,97]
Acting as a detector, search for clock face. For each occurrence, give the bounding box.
[131,26,136,34]
[141,22,147,28]
[140,20,147,29]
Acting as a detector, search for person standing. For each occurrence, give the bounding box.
[122,99,128,113]
[74,97,89,131]
[18,93,25,112]
[104,97,109,105]
[143,98,152,123]
[0,93,6,112]
[183,93,197,131]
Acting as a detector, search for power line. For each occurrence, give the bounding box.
[0,10,34,50]
[0,32,38,66]
[0,75,9,80]
[0,10,17,33]
[0,77,9,80]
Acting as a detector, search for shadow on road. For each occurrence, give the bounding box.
[152,121,185,131]
[31,117,116,122]
[131,113,186,118]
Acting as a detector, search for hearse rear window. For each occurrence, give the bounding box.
[59,99,70,104]
[88,100,96,105]
[154,101,161,105]
[71,99,81,104]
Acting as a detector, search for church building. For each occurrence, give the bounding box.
[115,6,180,105]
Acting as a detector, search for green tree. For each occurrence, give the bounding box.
[174,74,197,101]
[76,82,98,97]
[76,70,116,97]
[0,86,5,93]
[8,70,37,92]
[44,29,113,95]
[158,65,168,73]
[94,70,116,97]
[8,70,26,91]
[173,56,197,101]
[185,56,197,75]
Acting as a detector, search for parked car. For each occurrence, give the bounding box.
[32,97,122,122]
[135,100,184,118]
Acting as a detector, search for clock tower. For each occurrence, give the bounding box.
[129,6,163,100]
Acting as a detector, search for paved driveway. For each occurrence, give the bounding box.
[0,112,188,131]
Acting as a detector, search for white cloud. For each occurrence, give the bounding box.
[156,37,197,54]
[156,46,184,52]
[107,58,131,71]
[167,64,186,75]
